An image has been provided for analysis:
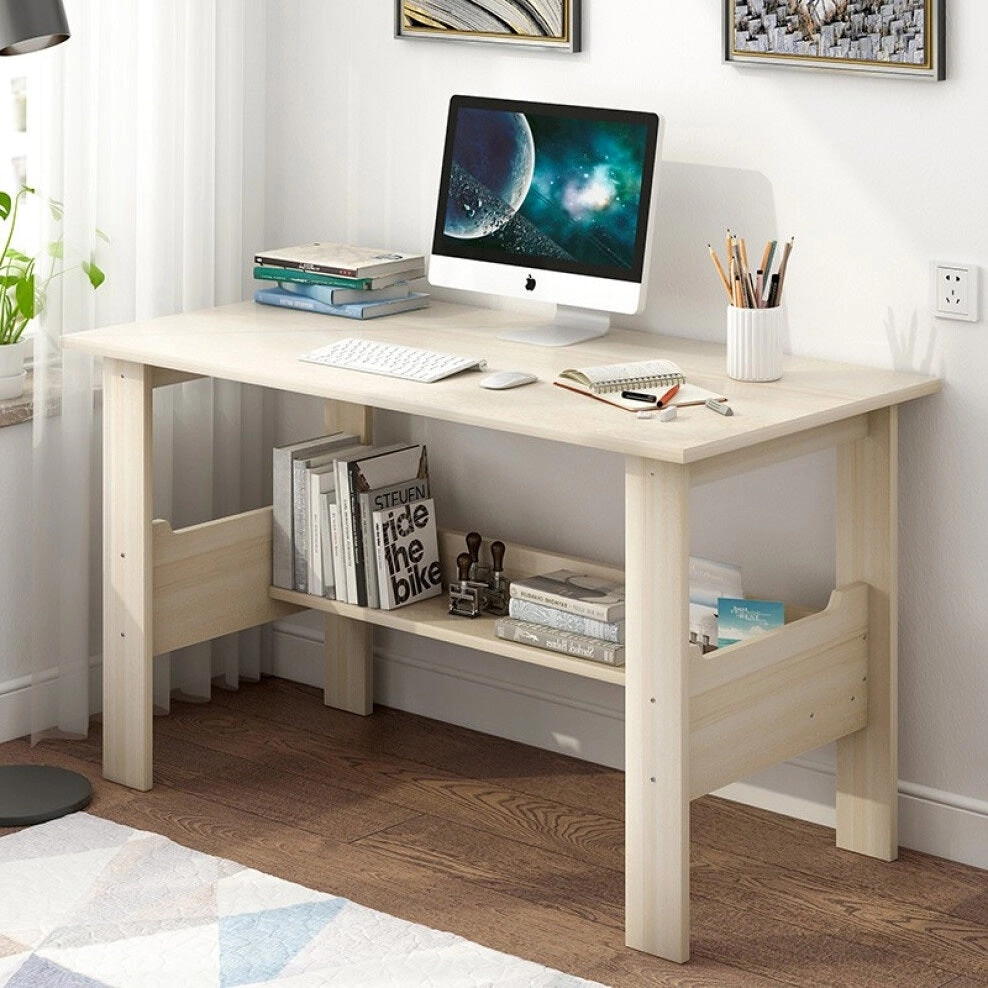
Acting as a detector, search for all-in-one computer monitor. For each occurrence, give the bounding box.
[428,94,662,346]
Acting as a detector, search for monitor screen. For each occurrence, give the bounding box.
[429,95,662,345]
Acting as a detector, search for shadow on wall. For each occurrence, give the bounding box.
[885,307,939,376]
[635,161,941,378]
[630,161,779,344]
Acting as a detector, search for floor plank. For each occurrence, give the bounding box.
[2,676,986,987]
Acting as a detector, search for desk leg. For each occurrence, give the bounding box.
[322,399,374,715]
[625,456,691,962]
[836,407,898,860]
[102,359,154,791]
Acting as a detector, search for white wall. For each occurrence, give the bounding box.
[262,1,988,869]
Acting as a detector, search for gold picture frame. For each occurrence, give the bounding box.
[396,0,580,52]
[725,0,945,79]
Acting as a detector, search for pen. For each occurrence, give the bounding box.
[621,383,680,407]
[774,236,794,304]
[656,383,680,408]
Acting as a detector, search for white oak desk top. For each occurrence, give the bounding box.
[64,299,941,463]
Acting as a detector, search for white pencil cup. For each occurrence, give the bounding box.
[726,304,784,382]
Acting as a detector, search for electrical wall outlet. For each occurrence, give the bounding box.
[932,262,979,322]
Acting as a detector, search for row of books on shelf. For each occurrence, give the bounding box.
[253,241,430,320]
[272,432,441,610]
[494,557,785,667]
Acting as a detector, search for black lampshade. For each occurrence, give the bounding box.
[0,0,70,56]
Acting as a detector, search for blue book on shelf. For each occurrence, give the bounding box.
[254,286,429,319]
[716,597,785,648]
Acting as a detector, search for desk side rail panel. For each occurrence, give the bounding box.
[688,582,869,799]
[151,509,304,656]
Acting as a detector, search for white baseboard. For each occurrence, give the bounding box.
[0,663,103,744]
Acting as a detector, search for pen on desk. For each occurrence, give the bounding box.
[621,390,658,403]
[656,383,680,408]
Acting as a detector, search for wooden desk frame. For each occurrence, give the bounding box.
[72,301,937,963]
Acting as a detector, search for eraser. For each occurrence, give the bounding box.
[659,406,678,422]
[636,409,655,420]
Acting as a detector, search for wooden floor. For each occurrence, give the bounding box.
[2,676,987,986]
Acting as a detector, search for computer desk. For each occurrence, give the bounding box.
[63,299,941,963]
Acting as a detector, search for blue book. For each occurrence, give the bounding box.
[717,597,785,648]
[253,286,429,319]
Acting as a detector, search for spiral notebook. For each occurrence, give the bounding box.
[554,358,726,411]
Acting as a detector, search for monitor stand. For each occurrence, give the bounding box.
[497,306,611,347]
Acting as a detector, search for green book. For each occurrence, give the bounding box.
[253,265,414,291]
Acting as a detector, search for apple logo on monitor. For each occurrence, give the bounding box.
[525,275,536,291]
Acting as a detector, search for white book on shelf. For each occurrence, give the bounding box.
[271,431,359,590]
[318,489,337,599]
[307,463,338,598]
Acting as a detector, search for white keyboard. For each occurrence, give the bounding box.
[300,337,487,383]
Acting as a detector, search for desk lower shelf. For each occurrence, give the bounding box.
[152,504,869,799]
[269,585,626,685]
[271,578,869,798]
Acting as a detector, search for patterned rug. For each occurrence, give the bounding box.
[0,812,604,987]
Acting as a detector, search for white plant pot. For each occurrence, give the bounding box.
[0,371,26,400]
[0,339,27,375]
[0,341,28,399]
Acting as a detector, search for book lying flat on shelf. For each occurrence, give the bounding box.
[509,569,625,622]
[507,597,625,644]
[554,358,727,411]
[495,618,625,666]
[254,242,426,280]
[254,286,430,319]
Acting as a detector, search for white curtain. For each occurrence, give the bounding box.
[30,0,267,740]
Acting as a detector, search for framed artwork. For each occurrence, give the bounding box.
[396,0,581,52]
[724,0,945,80]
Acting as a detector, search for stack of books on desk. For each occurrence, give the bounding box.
[494,569,627,666]
[253,241,429,319]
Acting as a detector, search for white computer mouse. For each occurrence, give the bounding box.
[479,370,537,390]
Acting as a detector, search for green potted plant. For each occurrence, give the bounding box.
[0,184,105,399]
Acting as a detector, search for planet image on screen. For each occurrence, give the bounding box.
[445,109,535,239]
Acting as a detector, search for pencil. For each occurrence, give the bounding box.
[707,244,732,300]
[759,239,774,276]
[763,240,778,281]
[775,236,794,304]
